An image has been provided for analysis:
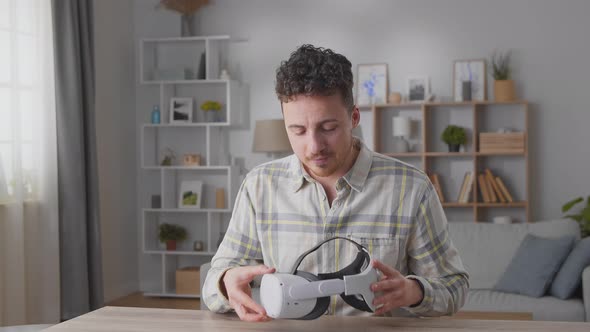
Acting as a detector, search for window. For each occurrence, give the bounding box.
[0,0,44,202]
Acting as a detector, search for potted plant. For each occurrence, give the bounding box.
[562,196,590,238]
[490,50,515,101]
[159,223,188,251]
[200,100,222,122]
[441,125,467,152]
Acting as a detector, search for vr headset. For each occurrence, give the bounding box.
[259,236,379,319]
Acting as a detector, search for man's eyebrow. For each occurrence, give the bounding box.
[287,119,339,129]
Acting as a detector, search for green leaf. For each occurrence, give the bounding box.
[564,214,583,222]
[582,206,590,222]
[562,197,583,213]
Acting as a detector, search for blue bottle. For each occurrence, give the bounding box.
[151,105,160,124]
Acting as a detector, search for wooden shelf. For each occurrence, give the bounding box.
[425,152,473,157]
[384,152,422,158]
[476,151,525,156]
[442,202,474,208]
[373,100,530,222]
[476,201,527,208]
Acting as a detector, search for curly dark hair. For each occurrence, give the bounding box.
[275,44,354,112]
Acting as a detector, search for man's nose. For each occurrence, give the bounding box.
[308,131,325,155]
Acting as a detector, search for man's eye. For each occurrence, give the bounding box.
[293,130,305,136]
[323,127,336,132]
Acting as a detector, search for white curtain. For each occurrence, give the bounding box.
[0,0,60,326]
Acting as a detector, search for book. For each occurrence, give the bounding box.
[495,177,514,203]
[485,173,497,203]
[456,172,469,202]
[429,173,445,203]
[478,174,490,202]
[485,169,506,203]
[462,171,474,203]
[432,174,445,203]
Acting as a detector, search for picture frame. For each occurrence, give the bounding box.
[178,180,203,209]
[170,97,193,123]
[453,59,487,101]
[356,63,388,106]
[407,76,430,103]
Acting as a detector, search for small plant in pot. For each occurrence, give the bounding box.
[441,125,467,152]
[159,223,188,251]
[490,50,515,101]
[562,196,590,238]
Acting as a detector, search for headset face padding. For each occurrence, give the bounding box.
[294,271,331,320]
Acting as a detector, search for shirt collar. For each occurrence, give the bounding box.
[289,138,373,193]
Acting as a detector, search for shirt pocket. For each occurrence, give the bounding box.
[347,235,402,271]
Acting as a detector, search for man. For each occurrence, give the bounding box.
[203,44,469,322]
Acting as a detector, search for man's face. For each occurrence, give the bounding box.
[282,94,360,179]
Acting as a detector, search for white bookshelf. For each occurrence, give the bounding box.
[138,35,243,298]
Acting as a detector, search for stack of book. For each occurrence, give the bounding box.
[477,169,514,203]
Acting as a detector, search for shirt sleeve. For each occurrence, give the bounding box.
[201,177,264,313]
[403,180,470,316]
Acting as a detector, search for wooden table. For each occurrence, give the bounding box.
[45,306,588,332]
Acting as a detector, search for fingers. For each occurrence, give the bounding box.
[234,303,272,322]
[371,277,404,292]
[371,259,401,278]
[225,265,276,322]
[231,287,267,316]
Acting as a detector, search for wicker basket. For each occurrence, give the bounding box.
[479,132,525,152]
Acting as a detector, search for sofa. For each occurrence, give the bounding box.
[449,219,589,321]
[200,219,589,321]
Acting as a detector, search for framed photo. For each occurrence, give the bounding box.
[356,64,388,106]
[453,59,487,101]
[170,97,193,123]
[407,76,430,103]
[178,180,203,209]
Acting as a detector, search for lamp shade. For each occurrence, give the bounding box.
[392,116,411,137]
[252,119,292,153]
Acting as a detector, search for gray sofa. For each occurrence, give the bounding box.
[449,219,589,321]
[200,219,589,321]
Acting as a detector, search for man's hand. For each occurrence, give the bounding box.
[370,259,424,316]
[222,265,276,322]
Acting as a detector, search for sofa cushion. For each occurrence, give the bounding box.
[494,234,575,297]
[448,219,580,289]
[550,237,590,299]
[463,289,585,321]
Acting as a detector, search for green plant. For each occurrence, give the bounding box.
[490,50,511,80]
[441,125,467,146]
[562,196,590,238]
[158,223,188,243]
[200,100,222,112]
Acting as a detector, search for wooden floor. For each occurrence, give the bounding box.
[106,292,532,321]
[106,292,201,310]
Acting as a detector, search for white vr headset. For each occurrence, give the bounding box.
[258,236,379,320]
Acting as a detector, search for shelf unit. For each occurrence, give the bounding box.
[372,100,529,223]
[138,35,243,298]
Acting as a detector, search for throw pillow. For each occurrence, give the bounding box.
[550,237,590,299]
[494,234,575,297]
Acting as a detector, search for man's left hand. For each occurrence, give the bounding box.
[370,259,424,315]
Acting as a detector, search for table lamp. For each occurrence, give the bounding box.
[392,116,411,153]
[253,119,293,158]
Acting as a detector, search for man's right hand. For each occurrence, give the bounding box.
[222,265,276,322]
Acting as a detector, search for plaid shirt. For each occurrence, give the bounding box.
[203,140,468,317]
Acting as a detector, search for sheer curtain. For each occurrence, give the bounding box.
[0,0,60,326]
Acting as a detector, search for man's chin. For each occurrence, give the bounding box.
[307,165,335,178]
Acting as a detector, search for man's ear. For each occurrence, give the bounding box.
[351,106,360,128]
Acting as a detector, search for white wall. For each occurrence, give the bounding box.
[104,0,590,296]
[188,0,590,221]
[94,0,138,302]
